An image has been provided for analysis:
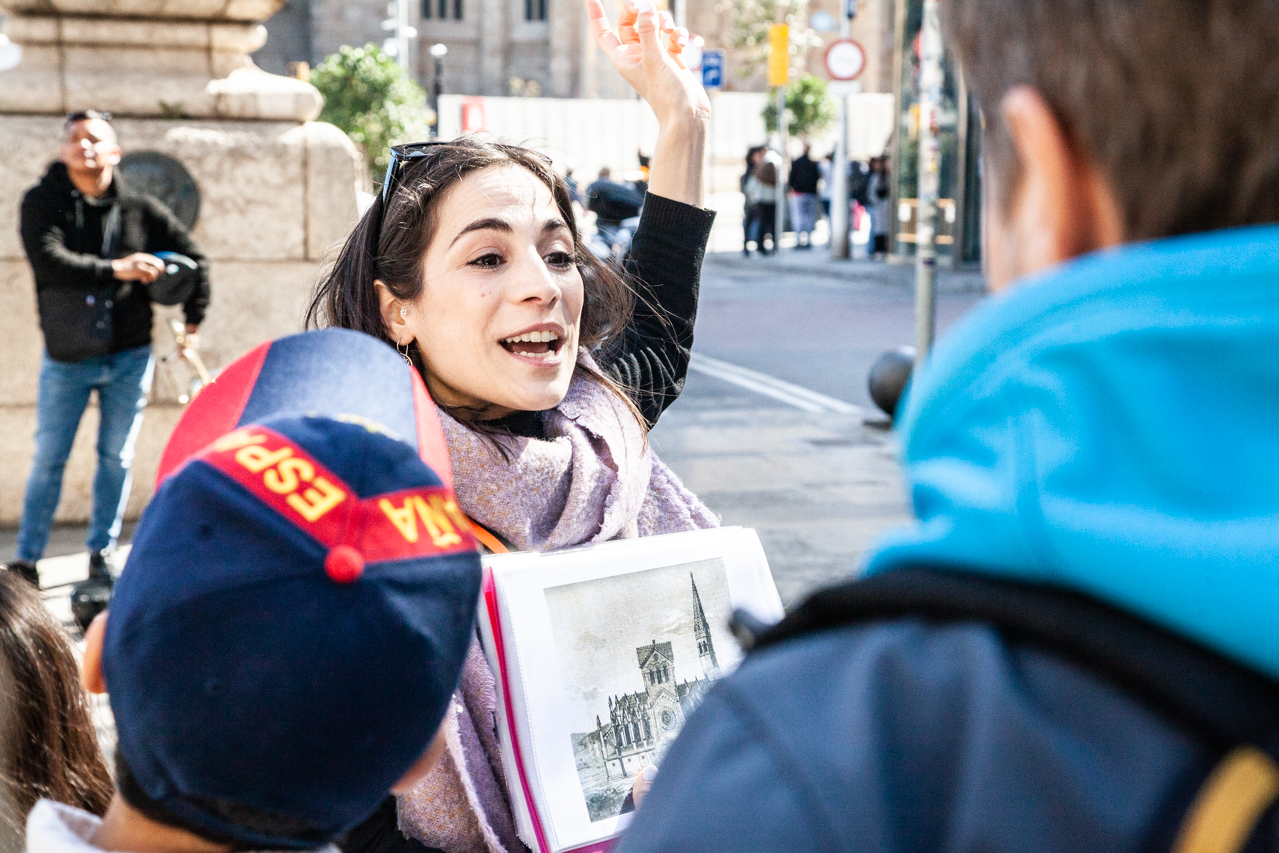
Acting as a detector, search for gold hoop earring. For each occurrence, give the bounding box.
[397,339,412,366]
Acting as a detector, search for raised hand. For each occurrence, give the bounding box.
[587,0,711,128]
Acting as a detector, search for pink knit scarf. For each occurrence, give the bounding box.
[396,366,717,853]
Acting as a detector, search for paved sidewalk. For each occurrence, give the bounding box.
[650,371,911,606]
[704,248,988,292]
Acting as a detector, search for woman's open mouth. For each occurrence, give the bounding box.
[500,330,564,360]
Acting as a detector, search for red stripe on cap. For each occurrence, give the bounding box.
[198,427,352,548]
[355,486,475,562]
[410,369,454,483]
[197,426,475,563]
[156,341,271,487]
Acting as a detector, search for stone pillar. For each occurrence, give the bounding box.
[0,0,362,529]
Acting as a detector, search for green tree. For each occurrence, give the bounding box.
[311,44,432,185]
[763,74,836,138]
[715,0,822,79]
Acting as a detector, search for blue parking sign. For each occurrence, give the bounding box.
[702,49,725,89]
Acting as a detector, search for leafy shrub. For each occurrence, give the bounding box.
[311,44,432,185]
[763,74,837,138]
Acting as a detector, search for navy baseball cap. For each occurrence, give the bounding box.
[157,328,452,486]
[105,414,481,848]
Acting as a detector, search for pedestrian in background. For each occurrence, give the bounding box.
[586,166,644,248]
[563,166,581,205]
[818,152,833,219]
[744,153,778,255]
[866,155,892,258]
[740,145,765,256]
[787,144,821,249]
[4,111,209,590]
[617,1,1279,851]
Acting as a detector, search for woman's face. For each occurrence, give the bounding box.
[403,164,583,418]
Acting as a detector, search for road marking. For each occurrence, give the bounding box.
[688,354,862,414]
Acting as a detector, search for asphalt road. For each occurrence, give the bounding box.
[688,252,987,410]
[650,251,988,603]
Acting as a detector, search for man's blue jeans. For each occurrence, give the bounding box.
[15,345,154,561]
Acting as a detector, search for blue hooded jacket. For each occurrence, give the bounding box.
[868,223,1279,680]
[617,226,1279,853]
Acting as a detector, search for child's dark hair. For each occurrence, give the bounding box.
[0,572,113,832]
[306,136,645,439]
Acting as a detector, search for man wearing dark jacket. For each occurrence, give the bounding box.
[786,145,821,248]
[5,111,209,588]
[586,167,645,249]
[617,2,1279,852]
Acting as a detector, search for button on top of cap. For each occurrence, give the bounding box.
[325,545,365,583]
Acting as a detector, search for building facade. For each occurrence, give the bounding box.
[255,0,896,97]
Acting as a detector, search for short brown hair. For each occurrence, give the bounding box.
[946,0,1279,240]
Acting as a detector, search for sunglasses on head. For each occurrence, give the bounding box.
[380,141,454,206]
[374,141,556,246]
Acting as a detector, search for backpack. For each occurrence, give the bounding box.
[739,568,1279,853]
[587,180,644,223]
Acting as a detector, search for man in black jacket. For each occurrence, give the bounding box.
[786,145,821,248]
[4,111,209,589]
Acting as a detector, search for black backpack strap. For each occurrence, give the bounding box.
[752,568,1279,853]
[755,567,1279,749]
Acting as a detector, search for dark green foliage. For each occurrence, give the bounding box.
[311,44,431,184]
[763,74,837,138]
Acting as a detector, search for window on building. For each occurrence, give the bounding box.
[423,0,462,20]
[525,0,546,22]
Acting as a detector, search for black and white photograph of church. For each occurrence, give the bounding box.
[545,558,736,823]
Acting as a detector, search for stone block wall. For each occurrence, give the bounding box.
[0,114,361,527]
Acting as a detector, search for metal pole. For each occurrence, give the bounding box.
[774,86,787,254]
[829,95,849,258]
[829,10,853,260]
[432,56,443,137]
[914,0,942,362]
[396,0,410,71]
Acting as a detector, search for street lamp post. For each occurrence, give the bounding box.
[828,0,856,260]
[382,0,417,71]
[914,0,943,362]
[429,43,448,139]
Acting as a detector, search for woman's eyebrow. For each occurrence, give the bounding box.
[450,218,512,247]
[450,217,569,248]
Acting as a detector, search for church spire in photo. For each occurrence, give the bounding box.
[692,573,719,677]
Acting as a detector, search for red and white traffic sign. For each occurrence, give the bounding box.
[824,38,865,81]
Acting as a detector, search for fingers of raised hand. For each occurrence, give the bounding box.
[633,1,665,59]
[586,0,624,54]
[666,26,689,67]
[618,0,640,43]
